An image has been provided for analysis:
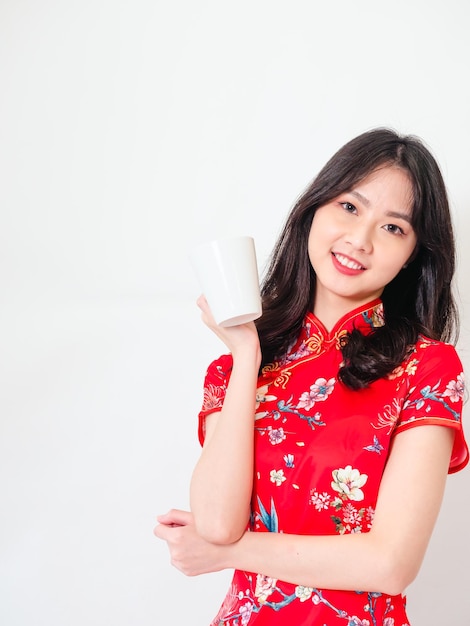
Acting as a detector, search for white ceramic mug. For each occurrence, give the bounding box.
[189,235,262,327]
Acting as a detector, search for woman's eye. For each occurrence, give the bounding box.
[384,224,404,235]
[340,202,357,213]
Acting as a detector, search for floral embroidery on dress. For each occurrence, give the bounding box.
[331,466,368,501]
[255,496,279,532]
[256,395,326,431]
[362,301,385,328]
[304,333,326,355]
[373,398,403,434]
[401,373,464,423]
[256,384,277,408]
[310,490,331,511]
[267,427,287,445]
[297,377,336,409]
[331,502,375,535]
[202,382,226,412]
[285,340,315,362]
[295,585,315,602]
[213,579,399,624]
[309,467,374,535]
[442,372,465,403]
[270,469,286,486]
[255,575,277,603]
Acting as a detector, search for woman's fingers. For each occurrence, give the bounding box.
[156,509,193,527]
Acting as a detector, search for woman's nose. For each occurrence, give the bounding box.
[346,222,373,253]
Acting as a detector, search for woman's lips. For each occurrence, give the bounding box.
[332,252,366,275]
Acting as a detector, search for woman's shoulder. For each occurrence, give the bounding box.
[411,335,462,362]
[402,335,464,381]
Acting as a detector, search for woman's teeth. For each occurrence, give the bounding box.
[334,253,364,270]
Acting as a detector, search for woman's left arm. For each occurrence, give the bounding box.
[156,424,454,596]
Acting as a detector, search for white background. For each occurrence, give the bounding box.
[1,1,469,624]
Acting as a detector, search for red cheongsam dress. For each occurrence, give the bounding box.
[198,299,469,626]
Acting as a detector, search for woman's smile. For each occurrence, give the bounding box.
[331,252,366,273]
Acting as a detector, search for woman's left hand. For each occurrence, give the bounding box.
[154,509,228,576]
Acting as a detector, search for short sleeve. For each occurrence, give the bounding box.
[197,353,233,446]
[393,339,468,474]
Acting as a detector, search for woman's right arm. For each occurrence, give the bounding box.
[189,296,261,545]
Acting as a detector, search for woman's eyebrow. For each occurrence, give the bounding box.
[350,190,412,224]
[350,190,370,206]
[386,210,413,224]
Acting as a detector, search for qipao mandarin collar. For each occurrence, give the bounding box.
[285,299,384,362]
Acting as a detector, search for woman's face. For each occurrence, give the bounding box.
[308,166,418,315]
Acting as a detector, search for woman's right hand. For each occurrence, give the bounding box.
[196,294,261,361]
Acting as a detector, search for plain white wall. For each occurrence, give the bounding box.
[1,1,469,624]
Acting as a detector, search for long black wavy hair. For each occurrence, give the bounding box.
[255,128,459,390]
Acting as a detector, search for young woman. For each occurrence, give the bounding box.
[155,128,468,625]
